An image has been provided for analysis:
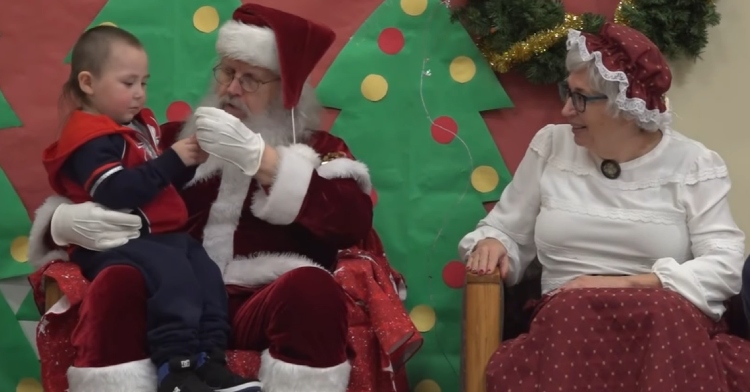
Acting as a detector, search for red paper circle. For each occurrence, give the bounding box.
[378,28,405,55]
[166,101,192,122]
[442,260,466,289]
[370,188,379,206]
[431,116,458,144]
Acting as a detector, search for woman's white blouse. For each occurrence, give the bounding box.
[459,124,746,319]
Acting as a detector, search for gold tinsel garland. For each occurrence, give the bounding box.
[613,0,634,25]
[479,13,584,73]
[479,0,634,74]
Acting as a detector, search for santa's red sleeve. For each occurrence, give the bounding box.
[249,131,373,249]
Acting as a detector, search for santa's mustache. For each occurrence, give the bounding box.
[218,97,248,113]
[201,95,251,119]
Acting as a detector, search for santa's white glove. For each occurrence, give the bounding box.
[50,202,142,250]
[194,107,266,176]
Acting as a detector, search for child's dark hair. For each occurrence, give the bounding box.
[60,25,143,109]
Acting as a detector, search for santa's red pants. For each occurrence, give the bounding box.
[68,265,350,392]
[228,266,352,389]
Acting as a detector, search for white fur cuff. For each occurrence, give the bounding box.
[259,350,350,392]
[67,358,156,392]
[317,158,372,194]
[222,253,328,287]
[28,195,72,269]
[250,144,320,225]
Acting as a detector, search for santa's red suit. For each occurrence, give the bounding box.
[25,4,422,392]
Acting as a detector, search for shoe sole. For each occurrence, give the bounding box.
[213,381,263,392]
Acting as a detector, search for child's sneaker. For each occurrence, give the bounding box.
[158,356,214,392]
[195,349,263,392]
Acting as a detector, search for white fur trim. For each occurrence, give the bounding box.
[216,20,279,72]
[186,156,224,186]
[67,358,156,392]
[223,252,328,287]
[250,144,320,225]
[28,195,71,269]
[259,349,350,392]
[201,166,252,274]
[287,143,322,166]
[317,158,372,194]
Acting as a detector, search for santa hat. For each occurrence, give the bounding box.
[216,3,336,109]
[567,23,672,131]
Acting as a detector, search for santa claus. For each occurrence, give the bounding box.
[25,3,412,392]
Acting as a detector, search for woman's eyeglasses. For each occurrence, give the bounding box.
[558,82,607,113]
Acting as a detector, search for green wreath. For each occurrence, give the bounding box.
[451,0,720,85]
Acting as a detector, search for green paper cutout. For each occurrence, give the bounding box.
[317,0,513,390]
[0,90,22,130]
[15,291,40,322]
[0,168,32,280]
[64,0,241,123]
[0,292,41,391]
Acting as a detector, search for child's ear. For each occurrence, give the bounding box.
[77,71,95,96]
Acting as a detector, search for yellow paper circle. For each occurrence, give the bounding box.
[409,304,436,332]
[11,236,28,263]
[16,378,43,392]
[414,379,441,392]
[471,166,500,193]
[193,6,220,33]
[401,0,428,16]
[361,74,388,102]
[449,56,476,83]
[98,21,117,27]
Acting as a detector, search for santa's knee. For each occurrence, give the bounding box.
[267,266,348,364]
[260,266,351,392]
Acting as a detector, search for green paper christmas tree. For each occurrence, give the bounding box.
[65,0,241,123]
[317,0,513,389]
[0,90,22,130]
[0,168,32,280]
[0,167,40,391]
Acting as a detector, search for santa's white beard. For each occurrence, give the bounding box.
[180,93,310,147]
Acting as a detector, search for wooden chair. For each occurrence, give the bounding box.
[44,279,61,313]
[463,269,502,392]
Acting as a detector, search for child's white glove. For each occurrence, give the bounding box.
[194,107,266,176]
[51,202,142,250]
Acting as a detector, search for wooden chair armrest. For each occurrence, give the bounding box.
[464,269,503,392]
[44,277,63,313]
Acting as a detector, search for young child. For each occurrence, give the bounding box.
[42,26,262,392]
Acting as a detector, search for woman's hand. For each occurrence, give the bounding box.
[466,238,510,278]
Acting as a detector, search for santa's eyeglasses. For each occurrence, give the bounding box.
[213,65,279,93]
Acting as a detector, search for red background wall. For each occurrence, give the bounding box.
[0,0,620,214]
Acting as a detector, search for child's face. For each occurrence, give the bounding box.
[85,42,149,124]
